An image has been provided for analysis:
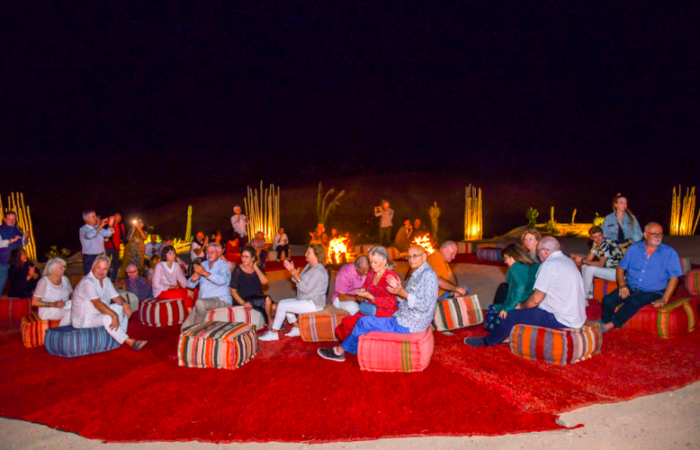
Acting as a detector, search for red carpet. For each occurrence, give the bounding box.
[1,304,699,444]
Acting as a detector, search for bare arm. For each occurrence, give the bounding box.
[437,276,459,292]
[653,277,679,307]
[519,289,546,310]
[253,264,268,284]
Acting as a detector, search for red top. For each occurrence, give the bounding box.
[362,269,399,317]
[104,223,124,250]
[225,240,241,265]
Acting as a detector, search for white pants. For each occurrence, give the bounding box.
[38,304,72,327]
[73,304,129,344]
[273,299,321,331]
[581,265,618,297]
[332,298,360,315]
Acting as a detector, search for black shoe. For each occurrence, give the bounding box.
[463,337,488,347]
[317,347,346,362]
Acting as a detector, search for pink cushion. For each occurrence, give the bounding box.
[358,328,434,373]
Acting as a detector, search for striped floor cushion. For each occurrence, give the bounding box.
[0,297,31,321]
[685,270,700,296]
[21,313,62,348]
[592,279,619,302]
[476,242,505,250]
[116,289,139,312]
[621,297,698,339]
[178,321,258,370]
[433,295,484,331]
[45,325,120,358]
[476,248,503,262]
[205,306,265,330]
[139,297,186,327]
[358,328,434,373]
[299,307,349,342]
[679,257,691,276]
[510,321,603,365]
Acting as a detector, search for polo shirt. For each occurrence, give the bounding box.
[619,242,683,293]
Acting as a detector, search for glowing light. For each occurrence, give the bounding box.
[329,236,350,264]
[412,234,435,255]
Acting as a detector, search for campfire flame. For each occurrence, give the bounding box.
[412,234,435,255]
[329,237,350,264]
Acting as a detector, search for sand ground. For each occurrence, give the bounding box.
[3,252,699,449]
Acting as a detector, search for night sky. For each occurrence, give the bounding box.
[2,1,699,255]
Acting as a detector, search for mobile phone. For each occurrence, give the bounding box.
[193,258,202,266]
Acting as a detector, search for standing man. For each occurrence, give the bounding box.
[80,210,113,275]
[570,225,623,302]
[230,206,249,248]
[427,241,469,299]
[104,213,125,281]
[374,200,394,247]
[598,222,683,333]
[0,211,29,294]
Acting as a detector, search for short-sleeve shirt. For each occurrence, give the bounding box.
[332,263,367,302]
[590,238,624,269]
[71,272,119,320]
[619,242,683,293]
[427,251,453,296]
[230,265,266,300]
[533,251,586,328]
[190,241,203,262]
[34,276,73,303]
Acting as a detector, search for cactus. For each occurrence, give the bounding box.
[429,202,440,239]
[185,205,193,241]
[593,213,604,227]
[526,207,539,228]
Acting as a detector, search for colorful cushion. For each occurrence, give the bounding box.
[476,248,503,261]
[476,242,505,250]
[21,313,61,348]
[433,295,484,331]
[510,321,603,365]
[299,307,349,342]
[679,257,691,276]
[178,321,258,370]
[592,279,619,302]
[139,297,186,327]
[116,289,139,311]
[621,297,698,339]
[358,328,434,373]
[0,297,31,321]
[457,241,469,254]
[205,306,265,330]
[686,270,700,296]
[45,325,120,358]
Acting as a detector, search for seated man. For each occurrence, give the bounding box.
[465,236,586,347]
[598,222,683,333]
[125,263,153,302]
[144,234,162,259]
[570,225,623,301]
[250,231,270,269]
[317,244,439,362]
[331,255,370,315]
[181,243,232,331]
[71,256,147,350]
[427,241,469,299]
[394,219,413,253]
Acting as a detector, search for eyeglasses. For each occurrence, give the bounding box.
[126,270,138,274]
[647,232,663,237]
[407,253,425,259]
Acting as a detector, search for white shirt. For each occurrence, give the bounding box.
[34,276,73,303]
[533,250,587,328]
[273,233,288,250]
[71,271,120,321]
[190,241,204,262]
[145,241,162,257]
[230,214,248,237]
[80,224,112,255]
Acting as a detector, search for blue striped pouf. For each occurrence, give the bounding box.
[476,247,503,261]
[45,326,121,358]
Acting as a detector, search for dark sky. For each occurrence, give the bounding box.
[2,1,699,253]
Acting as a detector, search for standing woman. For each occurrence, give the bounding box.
[8,247,40,298]
[334,246,399,342]
[230,246,274,329]
[31,258,72,326]
[259,243,329,341]
[602,194,643,249]
[119,219,148,278]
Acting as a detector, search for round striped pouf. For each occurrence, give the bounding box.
[476,247,503,261]
[139,297,187,327]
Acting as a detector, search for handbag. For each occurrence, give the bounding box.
[359,302,377,316]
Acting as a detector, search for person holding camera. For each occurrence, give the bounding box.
[374,200,394,247]
[119,218,148,278]
[181,243,232,330]
[80,210,113,275]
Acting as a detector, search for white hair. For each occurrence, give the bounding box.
[440,241,457,252]
[368,246,395,270]
[44,258,67,277]
[206,243,222,252]
[92,254,111,269]
[82,210,95,220]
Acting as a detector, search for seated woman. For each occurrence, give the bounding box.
[8,247,40,298]
[211,230,224,247]
[259,243,329,341]
[490,228,541,306]
[225,232,242,265]
[484,244,539,334]
[146,256,161,283]
[152,245,191,311]
[230,246,274,329]
[602,194,643,249]
[273,227,290,261]
[334,246,400,342]
[30,257,72,326]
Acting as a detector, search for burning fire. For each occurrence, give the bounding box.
[412,234,435,255]
[329,237,350,264]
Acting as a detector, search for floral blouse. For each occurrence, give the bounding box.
[591,238,624,269]
[361,269,399,318]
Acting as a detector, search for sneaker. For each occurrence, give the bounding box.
[463,337,488,347]
[258,331,279,341]
[286,327,301,337]
[317,347,345,362]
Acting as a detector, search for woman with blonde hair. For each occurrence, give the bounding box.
[520,228,542,264]
[30,258,72,326]
[602,194,643,248]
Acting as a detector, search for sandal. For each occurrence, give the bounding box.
[132,340,148,351]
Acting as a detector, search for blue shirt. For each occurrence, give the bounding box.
[79,224,113,255]
[619,242,683,294]
[0,224,26,265]
[602,212,643,244]
[186,259,232,305]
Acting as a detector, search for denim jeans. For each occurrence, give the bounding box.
[0,264,9,295]
[484,308,566,346]
[83,254,98,275]
[438,285,470,300]
[601,288,662,328]
[379,226,392,247]
[341,316,410,355]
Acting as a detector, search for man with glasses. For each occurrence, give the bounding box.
[181,243,232,331]
[427,241,469,299]
[317,244,439,362]
[125,263,152,302]
[465,236,586,347]
[597,222,683,333]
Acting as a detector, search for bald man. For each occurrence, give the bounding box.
[318,245,439,362]
[465,236,586,347]
[598,222,683,333]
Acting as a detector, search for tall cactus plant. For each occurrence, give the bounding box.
[185,205,193,241]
